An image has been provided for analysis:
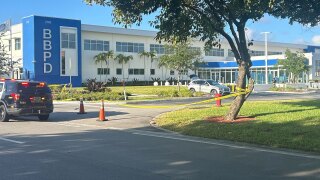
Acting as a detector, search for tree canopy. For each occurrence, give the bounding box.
[159,43,202,74]
[277,50,309,83]
[84,0,318,120]
[0,33,11,76]
[272,0,320,26]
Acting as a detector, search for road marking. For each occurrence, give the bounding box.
[0,137,25,144]
[132,131,320,160]
[54,122,124,130]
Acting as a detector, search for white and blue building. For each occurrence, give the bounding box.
[1,15,320,86]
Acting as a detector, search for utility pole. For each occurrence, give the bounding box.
[261,32,270,84]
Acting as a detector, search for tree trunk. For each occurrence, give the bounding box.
[225,62,253,121]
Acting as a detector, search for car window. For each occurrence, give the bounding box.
[198,80,206,85]
[207,80,220,86]
[5,82,16,93]
[17,82,51,94]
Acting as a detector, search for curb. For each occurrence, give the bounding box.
[256,91,317,94]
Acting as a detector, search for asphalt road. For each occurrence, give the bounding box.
[0,92,319,180]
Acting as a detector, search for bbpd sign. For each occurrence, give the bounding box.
[43,29,52,73]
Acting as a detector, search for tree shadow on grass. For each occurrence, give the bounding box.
[280,99,320,108]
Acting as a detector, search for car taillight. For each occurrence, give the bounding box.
[38,82,45,87]
[10,93,20,101]
[21,82,29,87]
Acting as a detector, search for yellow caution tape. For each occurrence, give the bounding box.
[119,88,251,109]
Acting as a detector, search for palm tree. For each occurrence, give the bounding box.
[139,51,150,84]
[114,54,133,80]
[94,51,114,82]
[148,51,157,82]
[158,58,168,80]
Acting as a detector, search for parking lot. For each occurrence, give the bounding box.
[1,92,320,180]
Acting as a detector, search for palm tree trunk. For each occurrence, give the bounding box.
[144,57,146,85]
[100,62,102,82]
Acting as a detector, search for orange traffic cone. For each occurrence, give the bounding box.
[98,99,107,121]
[77,98,87,114]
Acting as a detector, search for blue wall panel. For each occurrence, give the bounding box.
[22,16,82,87]
[22,16,35,79]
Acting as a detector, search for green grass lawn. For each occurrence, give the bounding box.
[110,86,188,95]
[156,99,320,153]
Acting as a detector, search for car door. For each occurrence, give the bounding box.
[197,80,207,93]
[0,83,4,99]
[201,81,212,93]
[3,82,16,106]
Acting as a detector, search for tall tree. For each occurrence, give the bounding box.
[94,51,114,82]
[148,51,157,81]
[84,0,279,120]
[159,42,202,91]
[139,51,150,84]
[277,50,309,83]
[114,54,133,80]
[0,33,11,77]
[272,0,320,27]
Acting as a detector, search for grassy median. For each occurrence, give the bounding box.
[156,99,320,153]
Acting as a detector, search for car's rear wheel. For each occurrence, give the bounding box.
[210,89,217,95]
[0,104,10,122]
[38,114,50,121]
[189,88,195,93]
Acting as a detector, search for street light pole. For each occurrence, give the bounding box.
[69,58,72,86]
[261,32,270,84]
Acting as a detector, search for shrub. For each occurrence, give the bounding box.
[48,84,63,93]
[86,78,107,92]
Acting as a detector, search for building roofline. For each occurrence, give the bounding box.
[81,24,157,37]
[22,15,81,22]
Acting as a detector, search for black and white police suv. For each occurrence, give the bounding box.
[0,79,54,122]
[188,79,231,95]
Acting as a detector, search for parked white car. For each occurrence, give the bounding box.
[188,79,231,95]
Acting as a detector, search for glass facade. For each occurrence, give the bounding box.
[197,67,307,84]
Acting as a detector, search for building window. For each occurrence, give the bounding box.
[97,68,110,75]
[268,51,282,55]
[189,47,201,53]
[150,69,155,75]
[179,70,188,75]
[84,39,109,51]
[61,33,76,49]
[150,44,174,54]
[228,49,235,57]
[116,68,122,75]
[205,48,224,57]
[316,60,320,77]
[150,44,165,54]
[250,50,265,56]
[128,69,144,75]
[15,38,21,50]
[116,42,144,53]
[170,70,175,75]
[61,51,66,75]
[8,40,11,51]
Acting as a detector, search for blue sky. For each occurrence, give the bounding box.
[1,0,320,45]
